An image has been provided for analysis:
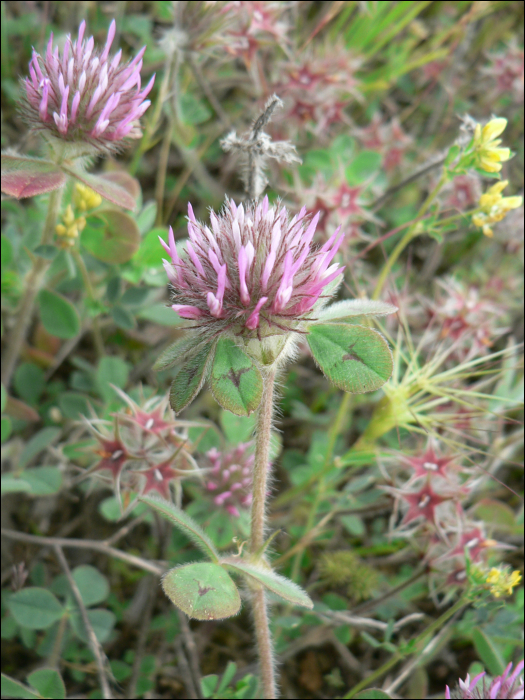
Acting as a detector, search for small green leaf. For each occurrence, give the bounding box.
[211,338,263,416]
[137,304,182,325]
[1,674,39,699]
[472,628,505,676]
[95,356,129,402]
[110,305,136,330]
[345,150,382,184]
[315,299,398,323]
[162,563,241,620]
[8,587,63,629]
[136,200,157,235]
[354,690,393,699]
[307,324,393,394]
[140,495,220,562]
[58,392,90,420]
[220,411,256,444]
[170,342,215,414]
[70,608,116,644]
[1,234,14,267]
[1,474,32,493]
[26,669,66,700]
[217,661,237,694]
[222,558,313,609]
[19,427,61,469]
[444,144,461,166]
[154,335,210,372]
[1,416,12,443]
[38,290,80,340]
[72,565,109,607]
[81,209,140,264]
[19,467,63,496]
[201,675,219,698]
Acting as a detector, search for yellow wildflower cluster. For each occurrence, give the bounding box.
[485,567,522,598]
[472,180,523,237]
[73,183,102,211]
[473,118,512,173]
[55,204,86,248]
[55,185,101,248]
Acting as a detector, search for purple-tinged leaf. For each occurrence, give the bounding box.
[1,154,65,198]
[61,166,137,210]
[81,209,140,264]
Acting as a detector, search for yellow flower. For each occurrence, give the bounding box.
[486,567,522,598]
[73,183,102,211]
[473,117,512,173]
[472,180,523,237]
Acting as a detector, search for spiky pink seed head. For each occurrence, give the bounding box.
[162,197,345,334]
[22,20,155,156]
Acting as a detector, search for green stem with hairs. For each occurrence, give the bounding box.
[249,368,278,699]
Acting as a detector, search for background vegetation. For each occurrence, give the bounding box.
[1,1,523,698]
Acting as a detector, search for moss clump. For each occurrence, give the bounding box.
[318,550,379,603]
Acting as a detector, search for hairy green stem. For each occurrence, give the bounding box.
[250,368,277,698]
[1,186,64,387]
[71,248,105,359]
[344,595,468,698]
[251,587,276,699]
[372,172,447,300]
[250,369,276,554]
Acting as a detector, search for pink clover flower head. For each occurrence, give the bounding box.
[22,19,154,155]
[445,660,524,699]
[205,443,255,517]
[162,197,345,335]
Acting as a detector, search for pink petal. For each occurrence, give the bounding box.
[246,297,268,330]
[171,305,202,319]
[100,19,116,63]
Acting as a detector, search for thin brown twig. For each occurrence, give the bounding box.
[53,545,113,699]
[126,576,158,699]
[370,156,446,212]
[1,529,164,577]
[177,610,202,698]
[175,637,199,699]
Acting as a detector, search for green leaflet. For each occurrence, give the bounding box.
[140,495,220,562]
[307,323,393,394]
[222,558,313,609]
[169,341,215,414]
[211,338,263,416]
[154,334,211,371]
[315,299,398,323]
[162,563,241,620]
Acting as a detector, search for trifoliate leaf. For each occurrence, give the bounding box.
[211,338,263,416]
[315,299,397,323]
[170,341,215,414]
[162,563,241,620]
[307,323,393,394]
